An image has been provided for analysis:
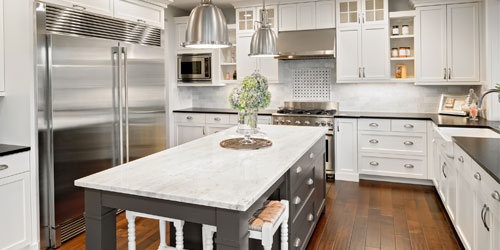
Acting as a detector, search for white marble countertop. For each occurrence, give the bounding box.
[75,125,327,211]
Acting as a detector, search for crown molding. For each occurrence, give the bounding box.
[410,0,481,7]
[141,0,173,8]
[232,0,318,9]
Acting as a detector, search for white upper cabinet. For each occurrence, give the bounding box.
[257,5,278,32]
[236,34,258,79]
[416,5,447,83]
[279,4,297,31]
[114,0,164,29]
[175,21,187,52]
[336,0,389,82]
[416,3,480,85]
[447,3,479,82]
[43,0,114,16]
[237,7,256,33]
[0,1,4,96]
[316,1,336,29]
[297,2,316,30]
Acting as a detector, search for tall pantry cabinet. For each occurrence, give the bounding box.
[336,0,390,82]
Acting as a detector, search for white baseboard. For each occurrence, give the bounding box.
[30,242,39,250]
[359,174,434,186]
[335,172,359,182]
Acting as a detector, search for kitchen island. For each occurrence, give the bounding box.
[75,125,327,250]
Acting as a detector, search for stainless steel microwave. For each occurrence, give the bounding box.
[177,54,212,82]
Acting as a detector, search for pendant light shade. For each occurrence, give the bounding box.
[249,4,278,57]
[182,0,231,49]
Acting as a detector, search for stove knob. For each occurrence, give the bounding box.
[304,121,310,125]
[320,121,327,126]
[295,121,301,125]
[314,121,321,126]
[327,121,333,126]
[286,120,292,125]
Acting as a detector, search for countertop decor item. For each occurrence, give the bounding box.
[439,94,467,116]
[220,138,272,150]
[229,72,272,144]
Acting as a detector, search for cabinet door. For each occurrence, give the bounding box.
[297,2,316,30]
[362,0,388,25]
[43,0,113,16]
[416,6,447,83]
[361,24,389,80]
[447,3,480,82]
[475,194,492,250]
[337,26,362,82]
[492,214,500,250]
[0,172,31,250]
[237,7,256,33]
[257,5,278,32]
[446,162,457,222]
[313,153,326,217]
[236,34,258,80]
[176,22,187,52]
[316,1,336,29]
[457,171,475,250]
[337,0,360,27]
[205,124,232,135]
[335,119,359,181]
[437,154,448,202]
[174,124,205,146]
[279,4,297,31]
[114,0,164,29]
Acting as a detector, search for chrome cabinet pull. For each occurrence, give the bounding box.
[296,166,302,174]
[359,67,362,78]
[369,161,379,167]
[214,117,221,121]
[404,141,414,146]
[186,116,193,120]
[458,156,464,163]
[363,67,366,78]
[369,139,379,144]
[404,124,414,129]
[72,4,86,10]
[307,213,314,222]
[307,178,314,186]
[0,165,8,171]
[448,68,452,80]
[369,123,379,127]
[404,164,415,169]
[294,196,301,205]
[474,172,482,181]
[481,204,490,231]
[442,162,447,178]
[492,191,500,202]
[294,238,301,248]
[444,68,447,80]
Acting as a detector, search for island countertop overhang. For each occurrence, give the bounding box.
[75,125,327,211]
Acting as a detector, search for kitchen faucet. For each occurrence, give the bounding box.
[478,88,500,117]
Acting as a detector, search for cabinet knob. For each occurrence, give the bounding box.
[403,141,414,146]
[458,156,464,163]
[404,124,414,129]
[0,164,8,171]
[309,152,314,159]
[369,161,379,167]
[369,139,379,144]
[307,178,314,186]
[492,191,500,202]
[186,116,193,120]
[404,164,415,169]
[293,196,302,205]
[307,213,314,222]
[474,172,482,181]
[214,117,221,121]
[294,238,301,248]
[369,123,379,127]
[296,166,302,174]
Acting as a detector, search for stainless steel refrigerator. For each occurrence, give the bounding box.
[36,3,166,248]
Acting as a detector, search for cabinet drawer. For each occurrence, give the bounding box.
[290,139,325,190]
[359,154,427,179]
[391,120,427,133]
[114,0,164,28]
[174,113,205,124]
[291,168,315,223]
[472,162,500,218]
[0,152,30,179]
[205,114,230,124]
[358,119,391,132]
[359,132,426,156]
[290,195,315,250]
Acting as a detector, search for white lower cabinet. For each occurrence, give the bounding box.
[475,192,491,250]
[456,169,475,250]
[0,151,31,250]
[174,123,205,146]
[205,124,233,135]
[334,118,358,181]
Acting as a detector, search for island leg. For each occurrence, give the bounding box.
[214,209,249,250]
[84,189,117,250]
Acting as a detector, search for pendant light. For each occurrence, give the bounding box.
[249,0,278,57]
[182,0,231,49]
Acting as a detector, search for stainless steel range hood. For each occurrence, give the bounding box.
[276,29,336,60]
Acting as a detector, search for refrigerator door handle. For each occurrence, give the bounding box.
[112,46,124,165]
[122,47,130,163]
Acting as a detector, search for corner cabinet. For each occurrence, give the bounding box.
[416,3,480,85]
[334,118,359,182]
[336,0,390,82]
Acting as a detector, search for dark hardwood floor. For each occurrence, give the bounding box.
[57,180,463,250]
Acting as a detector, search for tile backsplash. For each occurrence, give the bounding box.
[187,59,480,113]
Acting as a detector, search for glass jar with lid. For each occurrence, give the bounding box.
[402,25,410,35]
[391,48,399,57]
[392,25,399,36]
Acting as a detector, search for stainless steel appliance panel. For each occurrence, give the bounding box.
[121,43,166,161]
[325,131,334,176]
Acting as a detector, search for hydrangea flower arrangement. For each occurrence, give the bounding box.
[229,72,272,113]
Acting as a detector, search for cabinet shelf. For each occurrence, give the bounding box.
[390,78,415,83]
[390,35,414,39]
[391,57,415,61]
[389,11,416,19]
[220,62,237,66]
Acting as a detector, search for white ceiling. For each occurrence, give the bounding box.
[169,0,236,11]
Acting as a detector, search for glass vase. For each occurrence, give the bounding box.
[237,109,259,144]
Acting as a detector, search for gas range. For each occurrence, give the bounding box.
[272,101,338,128]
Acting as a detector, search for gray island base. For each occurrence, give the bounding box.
[75,125,327,250]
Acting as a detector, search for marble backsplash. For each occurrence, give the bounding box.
[187,59,480,113]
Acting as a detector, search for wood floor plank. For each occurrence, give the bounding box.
[365,208,381,249]
[380,215,395,250]
[349,216,368,250]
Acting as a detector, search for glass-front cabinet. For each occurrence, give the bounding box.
[363,0,387,24]
[257,5,278,32]
[338,0,359,26]
[237,7,255,32]
[337,0,387,27]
